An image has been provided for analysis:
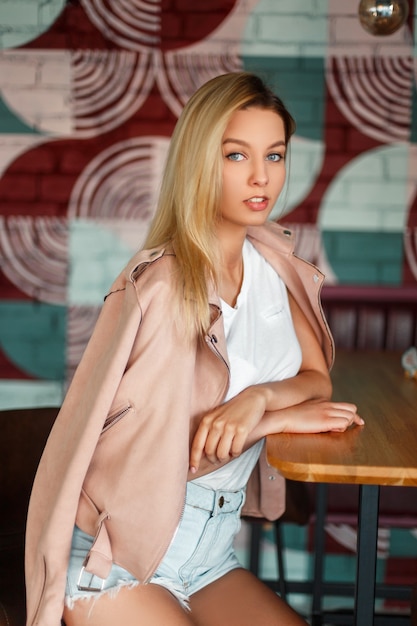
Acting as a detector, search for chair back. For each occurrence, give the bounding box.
[0,407,59,626]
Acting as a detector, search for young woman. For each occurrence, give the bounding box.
[25,72,362,626]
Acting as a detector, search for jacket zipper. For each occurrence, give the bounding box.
[101,405,132,434]
[143,489,187,585]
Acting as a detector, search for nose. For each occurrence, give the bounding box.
[250,158,268,186]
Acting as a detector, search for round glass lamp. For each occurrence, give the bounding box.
[358,0,409,35]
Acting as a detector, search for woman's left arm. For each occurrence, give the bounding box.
[190,293,362,474]
[252,292,333,412]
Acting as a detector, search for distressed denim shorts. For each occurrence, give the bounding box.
[65,481,246,609]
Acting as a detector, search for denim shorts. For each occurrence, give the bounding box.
[65,481,246,609]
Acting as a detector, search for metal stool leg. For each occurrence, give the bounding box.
[248,521,262,576]
[274,521,288,601]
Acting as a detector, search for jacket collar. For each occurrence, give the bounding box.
[247,222,295,256]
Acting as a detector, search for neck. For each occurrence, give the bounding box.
[215,225,246,307]
[215,223,247,268]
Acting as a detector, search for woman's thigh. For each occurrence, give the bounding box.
[189,568,307,626]
[63,583,196,626]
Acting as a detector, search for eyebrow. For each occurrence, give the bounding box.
[222,138,286,149]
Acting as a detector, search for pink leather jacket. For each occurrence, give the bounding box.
[25,222,334,626]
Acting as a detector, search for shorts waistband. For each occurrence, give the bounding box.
[186,481,245,516]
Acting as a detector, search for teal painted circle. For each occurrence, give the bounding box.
[241,0,329,60]
[69,220,139,306]
[0,302,66,380]
[0,0,66,49]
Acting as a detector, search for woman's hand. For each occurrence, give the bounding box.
[189,387,266,474]
[264,398,364,435]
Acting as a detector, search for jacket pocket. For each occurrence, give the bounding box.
[262,304,284,319]
[101,404,132,434]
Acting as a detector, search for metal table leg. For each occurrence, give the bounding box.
[354,484,380,626]
[311,483,328,626]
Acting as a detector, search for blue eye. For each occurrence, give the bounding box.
[227,152,245,161]
[267,153,284,162]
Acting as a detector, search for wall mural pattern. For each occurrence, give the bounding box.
[0,0,416,403]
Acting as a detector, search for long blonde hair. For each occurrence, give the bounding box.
[144,72,296,336]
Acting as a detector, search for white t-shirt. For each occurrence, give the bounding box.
[192,239,302,491]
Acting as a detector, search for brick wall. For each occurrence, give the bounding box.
[0,0,416,408]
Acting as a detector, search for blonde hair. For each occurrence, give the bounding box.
[144,72,296,336]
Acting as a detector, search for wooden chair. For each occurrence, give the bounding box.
[0,407,60,626]
[412,583,417,626]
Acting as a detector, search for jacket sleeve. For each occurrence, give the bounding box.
[25,280,142,626]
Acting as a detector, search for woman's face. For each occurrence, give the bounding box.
[218,107,287,233]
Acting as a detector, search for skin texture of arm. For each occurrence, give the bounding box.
[189,293,363,475]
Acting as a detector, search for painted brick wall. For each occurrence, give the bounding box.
[0,0,416,408]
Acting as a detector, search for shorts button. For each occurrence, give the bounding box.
[218,496,224,508]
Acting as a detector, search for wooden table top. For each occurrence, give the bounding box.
[266,351,417,487]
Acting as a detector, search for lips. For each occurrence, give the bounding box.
[244,196,269,211]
